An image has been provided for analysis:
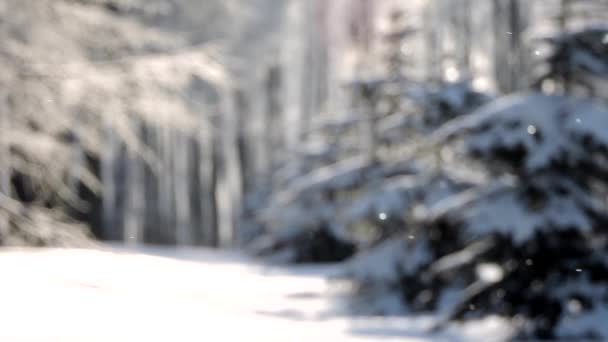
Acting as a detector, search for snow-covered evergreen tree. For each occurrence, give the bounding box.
[347,24,608,339]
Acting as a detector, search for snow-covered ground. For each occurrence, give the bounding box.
[0,246,512,341]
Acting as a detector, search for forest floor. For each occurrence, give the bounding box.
[0,246,512,341]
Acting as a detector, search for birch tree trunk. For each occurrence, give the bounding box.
[68,120,84,213]
[159,125,175,242]
[493,0,508,92]
[235,89,253,195]
[493,0,524,93]
[425,1,443,84]
[508,0,524,91]
[101,120,117,240]
[174,129,192,245]
[282,0,306,156]
[303,0,322,133]
[142,124,160,244]
[0,92,10,234]
[124,118,144,246]
[216,87,243,247]
[560,0,572,93]
[247,78,270,190]
[559,0,571,31]
[459,0,473,79]
[325,0,348,122]
[199,124,218,247]
[265,66,283,190]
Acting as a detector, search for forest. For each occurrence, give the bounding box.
[0,0,607,340]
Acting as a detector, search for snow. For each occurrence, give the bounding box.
[433,93,608,173]
[276,156,371,204]
[556,305,608,338]
[341,175,418,224]
[254,160,425,256]
[340,174,471,226]
[405,81,492,128]
[0,246,513,341]
[347,239,409,284]
[419,92,608,243]
[475,263,505,284]
[344,238,435,316]
[429,238,496,276]
[424,180,596,244]
[551,277,608,338]
[464,186,592,242]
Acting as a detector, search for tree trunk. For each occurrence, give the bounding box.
[124,118,144,246]
[265,66,283,190]
[493,0,524,93]
[0,92,10,234]
[216,87,243,247]
[159,125,175,243]
[459,0,473,79]
[101,121,118,240]
[493,0,510,92]
[559,0,571,31]
[425,1,443,84]
[508,0,523,91]
[142,124,161,244]
[282,0,306,160]
[174,129,192,245]
[560,0,572,93]
[199,126,218,247]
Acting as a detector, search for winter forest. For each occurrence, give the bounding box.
[1,0,608,340]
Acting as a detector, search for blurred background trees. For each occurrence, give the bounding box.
[0,0,607,338]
